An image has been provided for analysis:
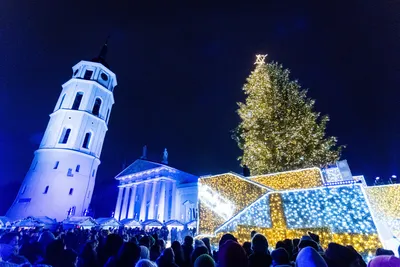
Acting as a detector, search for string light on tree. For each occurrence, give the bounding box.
[232,54,344,175]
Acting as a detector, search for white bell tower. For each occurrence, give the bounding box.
[7,42,117,221]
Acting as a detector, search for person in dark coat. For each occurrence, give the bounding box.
[156,247,179,267]
[171,241,184,267]
[218,240,248,267]
[248,234,272,267]
[181,236,194,267]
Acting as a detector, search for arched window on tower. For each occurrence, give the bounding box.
[82,133,91,149]
[84,70,93,80]
[59,128,71,144]
[92,98,102,116]
[58,94,66,110]
[72,92,83,110]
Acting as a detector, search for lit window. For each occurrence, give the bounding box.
[82,133,91,149]
[69,188,74,195]
[84,70,93,80]
[76,165,80,172]
[54,161,59,169]
[58,94,66,110]
[92,98,102,116]
[59,128,71,144]
[72,92,83,110]
[67,168,73,177]
[92,169,95,177]
[44,186,49,194]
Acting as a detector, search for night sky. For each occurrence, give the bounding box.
[0,1,399,216]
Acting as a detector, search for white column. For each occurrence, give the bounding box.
[158,181,166,222]
[147,181,158,219]
[171,182,178,220]
[140,183,150,221]
[120,187,130,220]
[114,187,124,220]
[163,181,170,221]
[127,184,137,219]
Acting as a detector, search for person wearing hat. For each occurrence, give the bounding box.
[296,247,327,267]
[368,255,400,267]
[271,248,293,267]
[194,254,216,267]
[324,242,363,267]
[292,235,319,261]
[219,240,248,267]
[249,234,272,267]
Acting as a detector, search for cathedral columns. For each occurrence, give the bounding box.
[165,181,173,221]
[114,187,124,220]
[127,184,137,219]
[158,181,166,221]
[120,187,130,220]
[140,183,150,221]
[148,181,158,219]
[163,181,170,221]
[172,182,179,220]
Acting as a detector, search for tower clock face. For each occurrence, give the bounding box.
[101,73,108,81]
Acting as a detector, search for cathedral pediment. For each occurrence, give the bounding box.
[115,159,198,185]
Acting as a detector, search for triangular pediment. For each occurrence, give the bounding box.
[115,159,165,179]
[115,159,198,184]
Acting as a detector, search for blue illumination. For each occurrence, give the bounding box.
[282,185,377,234]
[216,193,272,233]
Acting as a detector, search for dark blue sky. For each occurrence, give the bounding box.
[0,1,399,216]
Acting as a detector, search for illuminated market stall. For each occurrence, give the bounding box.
[197,161,400,257]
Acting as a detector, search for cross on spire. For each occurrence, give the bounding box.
[255,54,268,65]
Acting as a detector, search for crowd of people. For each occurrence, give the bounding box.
[0,226,399,267]
[112,226,196,244]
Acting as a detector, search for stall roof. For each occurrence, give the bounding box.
[142,219,163,227]
[63,216,98,226]
[165,220,184,227]
[96,217,121,227]
[120,219,141,227]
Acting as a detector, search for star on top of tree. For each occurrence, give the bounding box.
[255,54,268,65]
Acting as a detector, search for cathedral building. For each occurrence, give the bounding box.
[114,147,198,224]
[7,42,116,221]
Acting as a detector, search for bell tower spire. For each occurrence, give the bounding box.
[91,36,110,68]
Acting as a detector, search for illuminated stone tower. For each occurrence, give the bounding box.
[7,42,117,221]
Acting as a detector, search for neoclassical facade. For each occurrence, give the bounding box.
[114,156,198,223]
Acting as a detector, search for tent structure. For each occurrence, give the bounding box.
[186,220,197,229]
[13,216,57,230]
[142,219,163,229]
[120,219,141,228]
[0,217,11,229]
[95,217,121,229]
[165,220,184,229]
[62,216,98,230]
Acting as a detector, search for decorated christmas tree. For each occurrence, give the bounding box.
[233,55,343,175]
